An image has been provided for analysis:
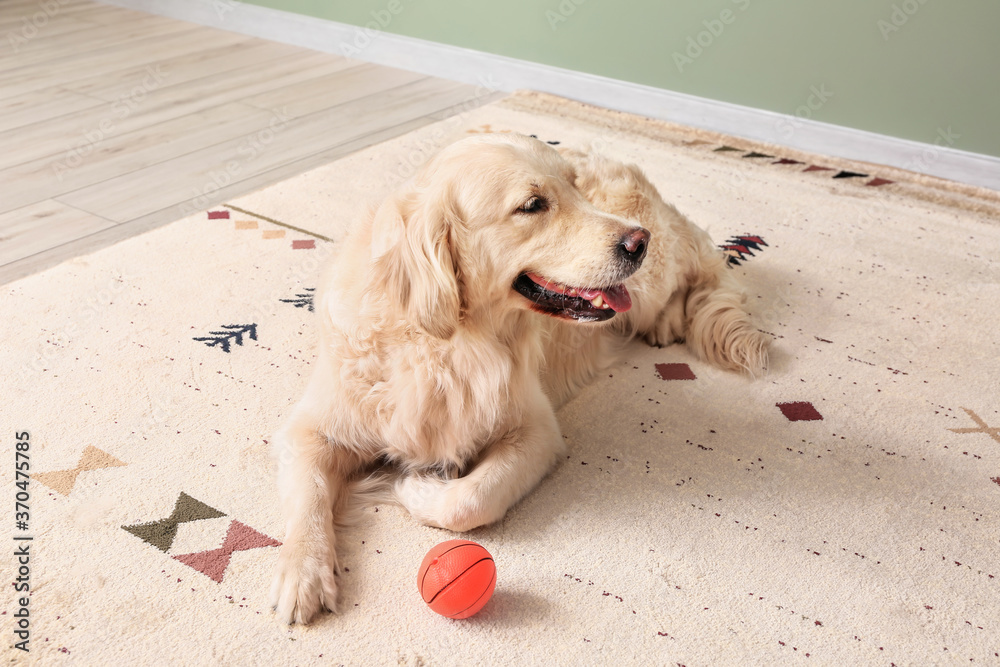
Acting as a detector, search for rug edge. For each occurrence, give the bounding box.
[501,89,1000,220]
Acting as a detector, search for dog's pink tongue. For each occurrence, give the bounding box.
[580,285,632,312]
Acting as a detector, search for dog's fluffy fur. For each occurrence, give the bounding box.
[270,134,768,624]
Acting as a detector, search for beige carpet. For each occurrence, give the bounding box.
[5,91,1000,666]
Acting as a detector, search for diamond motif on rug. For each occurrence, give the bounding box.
[655,363,697,381]
[777,401,824,422]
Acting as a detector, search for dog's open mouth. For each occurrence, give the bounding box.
[513,272,632,322]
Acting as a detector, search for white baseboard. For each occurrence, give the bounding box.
[102,0,999,191]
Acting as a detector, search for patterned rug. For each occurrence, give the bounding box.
[5,91,1000,665]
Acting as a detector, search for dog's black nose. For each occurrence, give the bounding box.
[617,227,650,267]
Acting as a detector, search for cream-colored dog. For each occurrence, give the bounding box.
[270,133,767,624]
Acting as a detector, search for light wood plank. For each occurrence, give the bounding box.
[0,102,278,213]
[59,38,311,100]
[0,91,502,285]
[57,78,484,222]
[0,199,115,265]
[0,1,154,31]
[0,27,258,99]
[58,2,162,25]
[0,0,74,20]
[0,14,195,72]
[2,12,168,57]
[0,0,45,9]
[242,63,424,118]
[0,0,130,19]
[0,2,502,285]
[0,86,105,133]
[0,50,359,171]
[0,15,107,49]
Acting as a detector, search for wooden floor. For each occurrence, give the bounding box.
[0,0,502,284]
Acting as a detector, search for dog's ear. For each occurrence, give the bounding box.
[369,187,461,339]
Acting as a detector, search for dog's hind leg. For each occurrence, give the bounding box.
[644,231,768,375]
[393,381,565,533]
[683,272,769,376]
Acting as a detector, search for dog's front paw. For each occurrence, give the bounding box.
[643,321,681,348]
[270,538,339,624]
[640,297,685,349]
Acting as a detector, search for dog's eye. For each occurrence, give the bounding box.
[516,196,548,214]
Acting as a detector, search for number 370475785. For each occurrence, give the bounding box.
[15,432,30,526]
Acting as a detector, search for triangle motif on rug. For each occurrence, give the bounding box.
[122,492,227,552]
[33,445,126,495]
[123,519,182,554]
[702,142,895,188]
[173,520,282,583]
[719,234,769,267]
[867,177,895,187]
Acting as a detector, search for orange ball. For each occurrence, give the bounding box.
[417,539,496,619]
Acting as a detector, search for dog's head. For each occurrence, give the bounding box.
[368,134,650,338]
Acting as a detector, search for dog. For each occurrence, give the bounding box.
[270,133,768,624]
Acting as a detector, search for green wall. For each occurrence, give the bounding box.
[244,0,1000,158]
